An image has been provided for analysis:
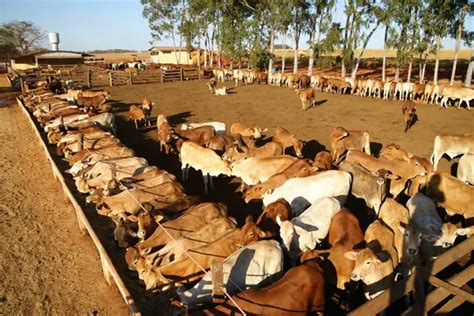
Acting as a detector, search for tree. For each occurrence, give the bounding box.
[290,0,309,73]
[449,1,473,86]
[265,0,292,73]
[0,20,45,55]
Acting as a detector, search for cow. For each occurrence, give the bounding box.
[193,259,325,316]
[180,141,232,194]
[243,159,316,202]
[157,114,174,154]
[300,208,364,290]
[175,125,216,146]
[424,172,474,219]
[140,98,154,126]
[230,155,298,188]
[67,146,135,176]
[423,83,434,103]
[277,197,341,258]
[338,161,390,213]
[229,123,266,139]
[76,91,111,111]
[295,87,316,110]
[272,127,304,158]
[330,127,371,165]
[238,199,293,246]
[430,84,446,104]
[67,144,131,166]
[43,113,90,132]
[222,141,283,162]
[431,133,474,170]
[378,198,422,275]
[345,220,398,299]
[440,86,474,109]
[262,170,352,215]
[180,121,226,135]
[457,152,474,184]
[379,144,433,175]
[129,105,146,130]
[313,150,333,171]
[412,83,425,101]
[401,100,417,132]
[205,135,236,153]
[177,240,283,307]
[141,228,241,291]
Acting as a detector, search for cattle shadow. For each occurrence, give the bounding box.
[313,99,327,107]
[450,162,458,177]
[370,142,383,157]
[168,111,194,125]
[302,139,327,160]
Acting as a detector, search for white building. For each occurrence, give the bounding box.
[149,46,196,65]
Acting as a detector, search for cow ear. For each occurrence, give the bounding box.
[344,250,359,261]
[375,250,390,263]
[257,230,267,238]
[456,228,471,236]
[245,215,253,224]
[422,232,439,242]
[387,174,401,180]
[262,128,268,132]
[276,214,283,226]
[128,215,139,222]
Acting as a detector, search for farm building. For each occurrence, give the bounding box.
[149,46,200,65]
[10,50,92,71]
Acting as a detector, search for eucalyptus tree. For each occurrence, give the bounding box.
[290,0,310,73]
[449,1,473,86]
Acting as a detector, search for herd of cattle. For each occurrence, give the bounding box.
[19,81,473,315]
[211,68,474,111]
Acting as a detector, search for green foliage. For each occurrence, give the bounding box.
[0,20,45,55]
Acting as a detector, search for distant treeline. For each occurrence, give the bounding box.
[86,49,142,54]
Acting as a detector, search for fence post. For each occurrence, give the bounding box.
[160,69,164,83]
[20,77,25,93]
[180,68,184,81]
[109,72,113,87]
[86,69,91,88]
[211,260,225,304]
[128,71,133,85]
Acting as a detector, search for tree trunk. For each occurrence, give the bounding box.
[307,31,314,76]
[197,34,201,70]
[204,32,208,68]
[450,6,466,86]
[293,33,299,74]
[382,25,388,81]
[433,35,440,85]
[407,59,413,82]
[282,32,287,73]
[268,28,275,74]
[465,60,473,88]
[395,65,400,82]
[421,58,427,83]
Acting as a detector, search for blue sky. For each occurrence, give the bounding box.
[0,0,471,52]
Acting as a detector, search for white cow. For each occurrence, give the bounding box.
[276,197,341,258]
[262,170,352,215]
[44,113,89,132]
[180,121,226,135]
[177,240,283,307]
[457,152,474,184]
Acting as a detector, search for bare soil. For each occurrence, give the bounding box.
[0,103,129,315]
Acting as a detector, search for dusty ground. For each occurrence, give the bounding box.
[0,102,129,315]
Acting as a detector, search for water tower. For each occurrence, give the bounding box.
[48,32,60,51]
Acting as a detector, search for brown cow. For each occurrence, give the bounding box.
[238,198,292,246]
[205,135,236,153]
[401,100,417,132]
[272,127,304,158]
[194,259,325,315]
[157,114,174,154]
[129,105,146,130]
[174,126,216,146]
[299,74,310,89]
[141,98,154,126]
[301,208,364,290]
[222,141,283,162]
[313,150,333,171]
[295,87,316,111]
[230,123,266,139]
[76,91,111,111]
[330,127,371,165]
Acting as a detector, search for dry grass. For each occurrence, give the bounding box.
[92,52,151,62]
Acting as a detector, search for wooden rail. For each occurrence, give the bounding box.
[16,97,141,315]
[349,236,473,315]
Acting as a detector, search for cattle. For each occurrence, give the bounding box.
[230,155,298,188]
[301,208,364,290]
[330,127,371,164]
[422,83,434,103]
[60,136,120,159]
[286,73,300,88]
[401,100,417,132]
[205,135,236,153]
[295,87,316,110]
[440,86,474,109]
[76,91,111,111]
[431,133,474,170]
[180,141,232,194]
[193,259,325,316]
[313,150,333,171]
[129,105,146,130]
[67,146,135,176]
[180,121,226,135]
[43,113,89,132]
[222,141,283,162]
[338,161,390,213]
[380,143,411,160]
[272,127,304,158]
[345,220,397,299]
[157,114,174,154]
[277,197,341,258]
[412,83,425,101]
[457,152,474,184]
[345,150,428,197]
[238,199,293,246]
[229,123,266,139]
[149,216,237,267]
[378,198,422,275]
[133,202,228,257]
[177,240,283,307]
[141,228,241,291]
[175,126,216,146]
[430,84,446,104]
[67,144,131,166]
[243,159,316,202]
[263,170,351,216]
[424,172,474,219]
[140,98,154,126]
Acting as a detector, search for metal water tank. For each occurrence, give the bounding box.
[48,32,60,51]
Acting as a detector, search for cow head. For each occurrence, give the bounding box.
[406,157,429,178]
[380,143,412,160]
[345,248,392,284]
[243,184,267,203]
[237,215,267,248]
[424,223,472,248]
[125,247,140,271]
[398,222,422,256]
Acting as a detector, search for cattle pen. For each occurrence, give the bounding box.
[16,85,473,315]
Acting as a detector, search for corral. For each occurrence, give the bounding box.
[2,74,473,315]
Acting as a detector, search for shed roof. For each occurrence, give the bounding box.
[12,50,92,61]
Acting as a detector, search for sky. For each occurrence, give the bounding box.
[0,0,472,52]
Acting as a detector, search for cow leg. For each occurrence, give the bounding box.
[181,165,187,181]
[209,174,214,190]
[203,173,208,194]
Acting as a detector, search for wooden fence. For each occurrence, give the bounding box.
[16,97,141,315]
[349,236,473,315]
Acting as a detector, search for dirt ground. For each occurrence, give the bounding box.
[0,103,129,315]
